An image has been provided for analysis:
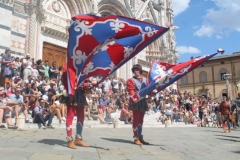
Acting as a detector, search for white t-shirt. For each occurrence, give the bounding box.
[32,69,39,79]
[103,80,111,91]
[86,97,93,105]
[112,79,119,89]
[95,87,102,94]
[36,80,43,87]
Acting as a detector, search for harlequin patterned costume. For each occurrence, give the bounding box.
[62,66,90,149]
[126,64,149,145]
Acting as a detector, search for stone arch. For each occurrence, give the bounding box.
[98,0,132,17]
[218,68,227,80]
[76,0,92,14]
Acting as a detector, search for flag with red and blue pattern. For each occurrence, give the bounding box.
[65,14,169,95]
[137,51,224,98]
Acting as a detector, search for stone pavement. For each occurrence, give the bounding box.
[0,127,240,160]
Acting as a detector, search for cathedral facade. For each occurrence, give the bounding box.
[0,0,178,79]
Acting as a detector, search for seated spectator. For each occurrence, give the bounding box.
[11,73,23,90]
[158,111,167,124]
[172,108,179,122]
[45,88,57,105]
[151,99,157,113]
[31,82,42,97]
[85,95,93,120]
[4,62,13,90]
[24,75,34,86]
[50,100,66,123]
[119,103,132,124]
[0,91,18,129]
[33,98,54,129]
[89,98,99,119]
[21,82,39,112]
[104,103,117,124]
[99,94,109,112]
[8,87,29,123]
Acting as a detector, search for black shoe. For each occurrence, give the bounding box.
[25,119,29,123]
[0,125,6,129]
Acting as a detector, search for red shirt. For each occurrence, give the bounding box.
[219,101,230,115]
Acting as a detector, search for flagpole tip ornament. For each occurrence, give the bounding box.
[217,48,225,54]
[131,64,143,74]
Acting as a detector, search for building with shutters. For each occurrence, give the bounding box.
[177,52,240,99]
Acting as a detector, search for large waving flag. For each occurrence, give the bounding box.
[65,14,169,95]
[136,50,224,98]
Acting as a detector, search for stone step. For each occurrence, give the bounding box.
[6,112,200,129]
[4,120,197,129]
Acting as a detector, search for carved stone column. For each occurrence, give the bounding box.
[25,2,37,58]
[25,0,45,59]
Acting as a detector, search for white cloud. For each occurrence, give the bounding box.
[172,0,190,17]
[216,35,222,39]
[194,0,240,37]
[176,46,201,54]
[194,25,214,37]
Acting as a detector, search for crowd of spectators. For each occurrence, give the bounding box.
[0,49,239,131]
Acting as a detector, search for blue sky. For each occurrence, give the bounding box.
[173,0,240,62]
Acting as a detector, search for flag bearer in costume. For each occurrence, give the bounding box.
[61,66,91,149]
[126,64,149,145]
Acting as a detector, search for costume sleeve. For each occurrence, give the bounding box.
[126,78,135,95]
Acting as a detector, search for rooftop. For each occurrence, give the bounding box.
[209,51,240,60]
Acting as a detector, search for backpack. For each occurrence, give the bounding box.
[4,67,12,77]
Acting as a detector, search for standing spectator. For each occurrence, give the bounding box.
[31,64,39,80]
[43,60,50,78]
[4,63,13,90]
[112,76,119,93]
[233,92,240,129]
[22,54,32,80]
[36,59,45,80]
[0,49,12,87]
[57,66,63,86]
[103,77,111,93]
[12,57,21,75]
[49,62,59,81]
